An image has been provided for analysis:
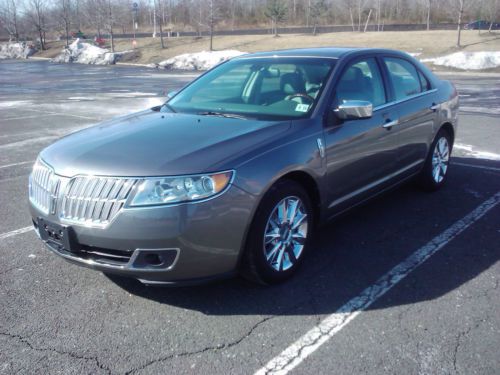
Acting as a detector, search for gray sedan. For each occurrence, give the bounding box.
[29,47,459,285]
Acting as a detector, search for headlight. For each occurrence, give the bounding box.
[129,171,233,206]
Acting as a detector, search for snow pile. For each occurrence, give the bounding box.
[422,51,500,70]
[0,42,37,59]
[158,50,246,70]
[52,39,133,65]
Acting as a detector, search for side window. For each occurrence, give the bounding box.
[418,70,431,91]
[335,58,386,107]
[383,57,422,100]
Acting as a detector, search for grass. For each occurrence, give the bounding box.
[35,29,500,66]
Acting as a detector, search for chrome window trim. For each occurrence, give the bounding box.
[235,55,339,61]
[373,89,438,112]
[328,159,424,209]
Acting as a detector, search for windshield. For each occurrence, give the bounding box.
[165,57,336,121]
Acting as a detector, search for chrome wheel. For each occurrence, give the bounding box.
[263,196,309,272]
[431,137,450,183]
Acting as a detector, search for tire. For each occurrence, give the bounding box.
[241,180,314,285]
[417,128,452,192]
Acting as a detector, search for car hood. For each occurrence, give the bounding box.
[40,109,290,177]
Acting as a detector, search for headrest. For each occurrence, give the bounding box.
[280,73,305,95]
[342,66,364,83]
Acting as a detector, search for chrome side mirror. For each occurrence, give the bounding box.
[334,100,373,120]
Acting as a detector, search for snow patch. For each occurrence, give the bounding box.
[158,50,246,71]
[454,143,500,160]
[422,51,500,70]
[0,42,37,59]
[52,39,133,65]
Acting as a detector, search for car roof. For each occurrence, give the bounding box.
[235,47,408,60]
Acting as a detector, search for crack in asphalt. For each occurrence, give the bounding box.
[0,331,112,375]
[124,315,277,374]
[451,314,490,374]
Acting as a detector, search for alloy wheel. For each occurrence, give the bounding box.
[431,137,450,183]
[263,196,309,272]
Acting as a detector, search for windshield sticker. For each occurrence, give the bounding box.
[295,103,310,112]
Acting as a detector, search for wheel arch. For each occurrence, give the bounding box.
[236,169,323,270]
[439,122,455,145]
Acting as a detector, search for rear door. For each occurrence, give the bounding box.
[324,57,400,214]
[381,56,439,169]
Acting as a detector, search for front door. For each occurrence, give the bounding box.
[324,57,400,215]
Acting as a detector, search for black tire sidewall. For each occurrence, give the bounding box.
[243,180,314,284]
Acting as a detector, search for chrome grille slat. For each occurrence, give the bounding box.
[61,176,137,226]
[29,160,58,215]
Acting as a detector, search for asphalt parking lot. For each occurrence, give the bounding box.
[0,60,499,375]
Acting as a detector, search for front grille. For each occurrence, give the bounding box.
[60,176,138,226]
[29,159,60,215]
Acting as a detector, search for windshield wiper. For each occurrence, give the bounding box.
[197,111,250,120]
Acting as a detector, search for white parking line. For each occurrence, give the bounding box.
[0,226,33,240]
[453,162,500,172]
[0,160,33,169]
[255,191,500,375]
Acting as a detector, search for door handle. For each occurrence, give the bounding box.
[430,103,440,110]
[382,119,399,128]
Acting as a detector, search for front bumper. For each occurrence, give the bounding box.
[30,185,256,284]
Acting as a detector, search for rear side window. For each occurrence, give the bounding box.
[383,57,422,100]
[334,58,387,107]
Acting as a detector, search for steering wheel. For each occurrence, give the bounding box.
[285,93,315,103]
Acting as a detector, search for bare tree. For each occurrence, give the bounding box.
[57,0,72,47]
[426,0,432,30]
[265,0,287,37]
[208,0,217,51]
[447,0,475,48]
[26,0,47,50]
[310,0,327,35]
[481,0,499,33]
[0,0,21,41]
[154,0,165,49]
[105,0,114,52]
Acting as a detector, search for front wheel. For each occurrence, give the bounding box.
[241,180,314,285]
[418,129,452,191]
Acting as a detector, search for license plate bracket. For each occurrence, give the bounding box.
[37,218,75,252]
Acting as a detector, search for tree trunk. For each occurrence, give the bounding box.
[38,28,45,50]
[159,18,165,48]
[364,9,372,33]
[377,0,381,31]
[65,22,70,47]
[349,7,355,32]
[358,1,362,32]
[456,0,464,48]
[209,23,214,50]
[426,0,431,31]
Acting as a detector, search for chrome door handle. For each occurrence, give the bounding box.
[383,119,399,128]
[430,103,440,110]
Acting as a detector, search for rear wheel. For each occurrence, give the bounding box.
[418,129,452,191]
[241,180,314,285]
